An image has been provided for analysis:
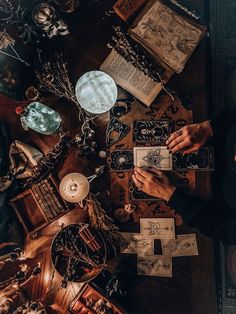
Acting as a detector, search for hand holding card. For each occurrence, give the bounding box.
[132,167,176,201]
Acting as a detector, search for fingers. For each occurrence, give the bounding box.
[166,132,178,146]
[134,167,165,186]
[146,167,163,176]
[182,146,198,155]
[132,174,142,188]
[134,171,145,183]
[170,139,191,154]
[135,166,153,179]
[167,134,185,151]
[166,129,184,146]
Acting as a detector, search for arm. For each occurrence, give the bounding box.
[166,107,236,154]
[166,120,213,154]
[168,189,236,244]
[210,107,236,144]
[133,167,236,244]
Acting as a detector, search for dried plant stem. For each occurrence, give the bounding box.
[109,26,174,100]
[36,54,94,122]
[86,194,122,253]
[22,133,72,189]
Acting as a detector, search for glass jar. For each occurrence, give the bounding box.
[16,102,62,135]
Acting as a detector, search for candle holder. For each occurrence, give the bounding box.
[59,167,105,207]
[59,173,90,207]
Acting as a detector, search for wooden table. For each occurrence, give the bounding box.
[0,1,217,313]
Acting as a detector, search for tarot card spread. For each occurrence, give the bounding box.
[161,234,198,257]
[134,146,172,170]
[133,120,172,144]
[140,218,175,239]
[121,232,154,255]
[137,255,172,277]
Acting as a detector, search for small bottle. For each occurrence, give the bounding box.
[16,102,62,135]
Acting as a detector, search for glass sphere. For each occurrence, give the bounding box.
[75,71,117,114]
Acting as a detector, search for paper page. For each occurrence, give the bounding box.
[100,50,162,106]
[130,0,206,73]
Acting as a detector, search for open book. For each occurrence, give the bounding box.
[129,0,206,73]
[101,0,206,106]
[100,49,162,106]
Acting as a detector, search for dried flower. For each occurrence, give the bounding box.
[86,194,124,254]
[0,0,39,44]
[36,53,93,122]
[22,133,72,189]
[0,32,14,49]
[109,26,174,100]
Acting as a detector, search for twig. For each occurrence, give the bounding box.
[86,194,123,254]
[36,53,94,122]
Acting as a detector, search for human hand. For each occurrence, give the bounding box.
[166,121,213,154]
[132,167,176,202]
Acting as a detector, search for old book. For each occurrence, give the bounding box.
[129,0,206,73]
[113,0,148,22]
[100,49,162,106]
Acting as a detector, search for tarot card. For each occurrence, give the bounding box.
[129,181,158,200]
[172,147,214,171]
[133,146,172,170]
[140,218,175,239]
[107,150,133,171]
[137,255,172,277]
[161,234,198,257]
[133,120,172,144]
[121,232,154,255]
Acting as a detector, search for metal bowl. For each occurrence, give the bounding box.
[51,223,107,283]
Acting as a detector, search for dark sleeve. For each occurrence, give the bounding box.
[168,189,236,244]
[211,107,236,141]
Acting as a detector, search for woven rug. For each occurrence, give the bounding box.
[216,243,236,314]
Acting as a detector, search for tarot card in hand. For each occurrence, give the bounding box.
[173,147,214,171]
[140,218,175,239]
[133,146,172,170]
[133,120,172,144]
[121,232,154,255]
[161,234,198,257]
[137,255,172,277]
[107,150,133,171]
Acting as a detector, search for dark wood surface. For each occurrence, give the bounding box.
[0,1,217,313]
